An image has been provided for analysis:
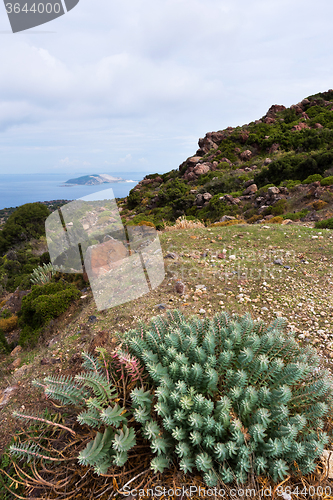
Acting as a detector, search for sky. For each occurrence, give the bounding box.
[0,0,333,176]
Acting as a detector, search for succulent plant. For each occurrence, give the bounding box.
[124,310,333,485]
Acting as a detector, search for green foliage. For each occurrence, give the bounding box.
[254,151,333,187]
[11,351,137,476]
[315,217,333,229]
[0,328,10,354]
[271,199,287,216]
[18,281,81,347]
[0,203,50,256]
[302,174,323,184]
[127,189,142,209]
[321,176,333,186]
[124,311,333,486]
[282,209,310,221]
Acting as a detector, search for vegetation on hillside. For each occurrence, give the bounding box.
[119,89,333,226]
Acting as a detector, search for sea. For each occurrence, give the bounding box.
[0,172,149,210]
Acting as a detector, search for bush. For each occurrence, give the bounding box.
[18,281,81,347]
[271,199,287,216]
[302,174,323,184]
[268,216,283,224]
[312,200,327,211]
[321,176,333,186]
[124,311,333,485]
[315,217,333,229]
[0,328,10,354]
[0,315,18,333]
[136,221,156,229]
[210,219,245,227]
[247,215,262,224]
[0,203,50,255]
[283,209,310,221]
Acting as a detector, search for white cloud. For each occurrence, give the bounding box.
[0,0,333,174]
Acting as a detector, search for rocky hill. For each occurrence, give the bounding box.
[120,89,333,229]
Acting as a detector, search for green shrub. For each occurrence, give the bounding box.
[285,180,301,190]
[18,281,81,347]
[282,209,309,221]
[321,176,333,186]
[123,311,333,485]
[271,199,287,216]
[302,174,323,184]
[0,203,50,255]
[315,217,333,229]
[0,328,10,354]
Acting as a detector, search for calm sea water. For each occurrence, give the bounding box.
[0,172,147,210]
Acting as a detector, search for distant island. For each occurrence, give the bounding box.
[64,174,125,186]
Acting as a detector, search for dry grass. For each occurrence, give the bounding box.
[164,216,205,231]
[0,315,18,333]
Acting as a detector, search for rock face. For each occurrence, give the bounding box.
[85,238,128,278]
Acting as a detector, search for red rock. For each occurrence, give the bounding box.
[314,123,324,129]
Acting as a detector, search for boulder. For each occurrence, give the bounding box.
[195,193,204,206]
[291,122,309,131]
[314,122,324,129]
[193,163,211,176]
[184,171,197,181]
[263,158,272,166]
[220,215,236,222]
[282,219,293,225]
[187,156,202,165]
[243,184,258,195]
[267,186,280,195]
[240,150,252,161]
[264,117,275,124]
[244,179,255,188]
[202,193,212,202]
[268,143,280,154]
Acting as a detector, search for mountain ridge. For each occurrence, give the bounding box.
[119,89,333,229]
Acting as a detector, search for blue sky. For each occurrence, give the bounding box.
[0,0,333,175]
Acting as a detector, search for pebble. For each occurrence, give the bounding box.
[88,315,97,324]
[229,255,236,260]
[199,309,206,314]
[274,259,283,265]
[165,252,178,259]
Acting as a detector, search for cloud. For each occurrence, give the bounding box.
[0,0,333,174]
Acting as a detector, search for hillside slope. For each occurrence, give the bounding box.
[120,89,333,228]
